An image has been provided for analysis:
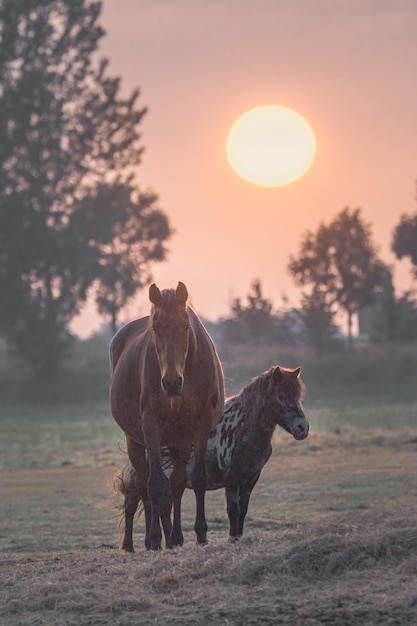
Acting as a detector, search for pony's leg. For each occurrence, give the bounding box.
[191,437,210,545]
[160,474,173,548]
[225,478,241,542]
[236,476,259,538]
[168,449,188,547]
[142,491,152,550]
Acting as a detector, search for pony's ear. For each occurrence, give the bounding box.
[272,366,283,382]
[176,281,188,306]
[293,367,301,378]
[149,283,162,306]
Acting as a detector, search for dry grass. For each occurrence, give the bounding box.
[2,429,417,624]
[2,522,417,625]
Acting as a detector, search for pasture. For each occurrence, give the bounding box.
[1,342,417,624]
[1,405,417,623]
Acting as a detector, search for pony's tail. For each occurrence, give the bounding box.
[111,463,144,529]
[112,463,134,497]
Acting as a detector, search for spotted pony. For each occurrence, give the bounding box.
[201,365,309,539]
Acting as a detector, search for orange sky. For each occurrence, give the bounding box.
[72,0,417,337]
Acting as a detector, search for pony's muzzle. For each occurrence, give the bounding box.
[292,418,310,441]
[161,375,184,396]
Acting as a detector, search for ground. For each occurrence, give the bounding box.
[1,429,417,625]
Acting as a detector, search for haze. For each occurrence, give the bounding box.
[72,0,417,337]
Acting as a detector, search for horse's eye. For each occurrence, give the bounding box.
[278,394,284,402]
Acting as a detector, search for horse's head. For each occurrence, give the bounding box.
[270,366,310,440]
[149,281,190,397]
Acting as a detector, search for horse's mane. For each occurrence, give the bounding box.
[233,366,305,423]
[152,288,178,310]
[148,288,189,326]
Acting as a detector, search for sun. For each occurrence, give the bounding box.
[226,105,316,187]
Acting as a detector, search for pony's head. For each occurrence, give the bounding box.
[268,366,309,440]
[149,281,190,396]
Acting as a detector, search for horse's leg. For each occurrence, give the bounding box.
[168,448,188,547]
[191,436,210,545]
[146,450,166,550]
[126,437,149,551]
[225,478,241,542]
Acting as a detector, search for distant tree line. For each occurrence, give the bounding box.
[219,206,417,357]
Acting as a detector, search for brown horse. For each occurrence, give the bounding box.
[110,281,224,551]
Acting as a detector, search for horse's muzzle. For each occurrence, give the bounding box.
[161,375,184,396]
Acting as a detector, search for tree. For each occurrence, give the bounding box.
[296,289,339,358]
[221,279,277,344]
[0,1,171,374]
[359,272,417,343]
[392,213,417,278]
[72,180,171,336]
[288,207,389,348]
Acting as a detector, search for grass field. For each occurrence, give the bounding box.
[1,426,417,625]
[1,342,417,624]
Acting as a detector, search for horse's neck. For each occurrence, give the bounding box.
[187,307,215,349]
[183,307,198,357]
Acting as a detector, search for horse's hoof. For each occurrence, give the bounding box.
[121,544,134,553]
[197,535,208,546]
[168,537,184,549]
[197,533,208,546]
[229,535,241,543]
[148,544,162,551]
[169,531,184,548]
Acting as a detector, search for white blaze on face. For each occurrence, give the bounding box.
[290,400,309,440]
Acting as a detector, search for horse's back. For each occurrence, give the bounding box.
[187,307,224,411]
[109,316,151,441]
[109,316,149,371]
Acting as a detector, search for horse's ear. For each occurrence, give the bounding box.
[176,281,188,306]
[149,283,162,306]
[272,366,282,382]
[293,367,301,378]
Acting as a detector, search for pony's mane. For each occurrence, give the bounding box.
[235,366,305,414]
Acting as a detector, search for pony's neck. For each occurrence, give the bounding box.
[239,381,277,441]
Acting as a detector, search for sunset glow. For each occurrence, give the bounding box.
[69,2,416,334]
[226,105,316,187]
